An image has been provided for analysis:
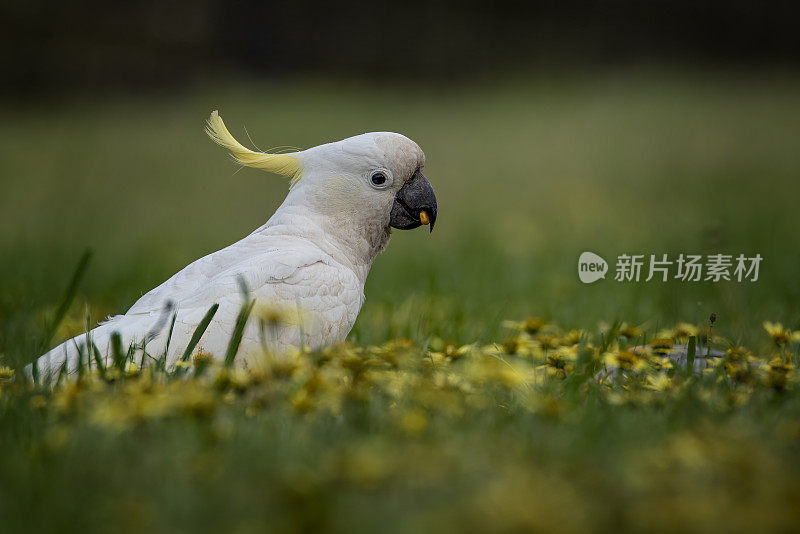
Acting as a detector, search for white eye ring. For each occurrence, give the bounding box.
[366,168,393,190]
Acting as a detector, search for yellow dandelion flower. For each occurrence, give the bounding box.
[650,338,674,354]
[648,355,674,371]
[503,317,546,335]
[768,357,793,375]
[430,343,472,363]
[723,347,753,382]
[645,373,672,391]
[763,321,794,347]
[261,354,301,380]
[658,323,699,341]
[618,323,642,340]
[468,355,527,389]
[537,333,558,351]
[502,337,521,355]
[559,329,583,347]
[538,347,578,380]
[190,350,214,375]
[0,365,14,381]
[291,388,314,413]
[603,350,646,371]
[228,369,251,392]
[499,336,537,358]
[124,361,139,376]
[522,317,546,334]
[767,356,793,390]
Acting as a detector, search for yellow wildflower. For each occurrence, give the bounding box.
[291,388,314,413]
[618,323,642,340]
[536,333,558,351]
[503,317,546,335]
[124,361,139,377]
[537,346,578,379]
[430,343,471,362]
[650,338,674,354]
[658,323,699,341]
[648,355,674,371]
[763,321,800,347]
[645,373,672,391]
[499,336,537,358]
[603,350,646,372]
[0,366,15,381]
[724,347,753,382]
[767,356,793,390]
[559,329,583,347]
[521,317,546,334]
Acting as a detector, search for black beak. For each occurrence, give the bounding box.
[389,171,437,232]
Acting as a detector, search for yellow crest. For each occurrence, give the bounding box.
[205,111,302,184]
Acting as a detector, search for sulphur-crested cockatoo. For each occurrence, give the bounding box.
[34,111,437,381]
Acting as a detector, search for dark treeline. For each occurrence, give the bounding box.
[3,0,798,95]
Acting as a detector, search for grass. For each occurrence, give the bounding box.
[2,69,800,532]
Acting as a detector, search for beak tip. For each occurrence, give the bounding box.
[419,210,435,232]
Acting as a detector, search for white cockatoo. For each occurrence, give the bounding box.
[33,111,437,381]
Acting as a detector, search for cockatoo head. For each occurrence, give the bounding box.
[298,131,437,233]
[205,111,437,239]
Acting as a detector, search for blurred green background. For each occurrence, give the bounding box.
[2,1,800,360]
[4,4,800,533]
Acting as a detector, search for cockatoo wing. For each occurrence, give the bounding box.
[126,231,276,316]
[33,236,364,382]
[157,245,364,361]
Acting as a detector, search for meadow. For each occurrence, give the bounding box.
[2,70,800,532]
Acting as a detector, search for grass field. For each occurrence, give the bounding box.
[2,70,800,532]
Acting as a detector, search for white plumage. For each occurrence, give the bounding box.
[34,111,437,381]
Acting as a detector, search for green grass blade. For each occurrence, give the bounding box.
[76,342,86,379]
[162,312,178,366]
[110,332,125,371]
[91,342,106,377]
[686,335,696,375]
[84,306,92,372]
[39,249,92,353]
[224,300,256,368]
[55,359,68,387]
[180,304,219,362]
[31,358,40,387]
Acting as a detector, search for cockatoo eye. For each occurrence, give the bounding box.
[367,169,393,189]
